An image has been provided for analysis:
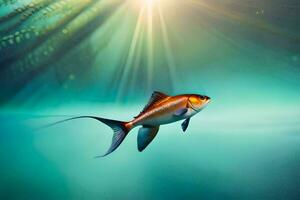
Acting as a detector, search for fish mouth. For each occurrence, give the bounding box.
[203,97,211,108]
[205,96,211,102]
[206,98,211,104]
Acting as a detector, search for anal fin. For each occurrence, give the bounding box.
[137,126,159,152]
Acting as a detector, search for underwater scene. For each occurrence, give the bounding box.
[0,0,299,199]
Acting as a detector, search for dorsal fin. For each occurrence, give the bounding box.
[134,91,169,118]
[149,91,169,103]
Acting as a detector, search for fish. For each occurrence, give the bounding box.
[46,91,211,157]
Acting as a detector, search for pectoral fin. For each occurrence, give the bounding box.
[181,118,190,132]
[174,108,188,116]
[137,126,159,152]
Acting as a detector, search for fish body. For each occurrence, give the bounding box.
[47,91,211,157]
[132,95,199,127]
[132,95,188,126]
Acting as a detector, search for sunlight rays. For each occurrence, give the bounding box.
[0,0,123,102]
[116,5,145,100]
[114,0,299,102]
[157,3,176,91]
[115,0,177,100]
[146,0,154,92]
[1,0,297,103]
[116,0,156,100]
[185,0,299,41]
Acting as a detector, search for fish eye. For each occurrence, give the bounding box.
[199,95,205,100]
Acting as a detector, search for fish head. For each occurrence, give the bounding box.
[188,94,211,112]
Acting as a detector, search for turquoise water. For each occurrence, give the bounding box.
[0,0,300,199]
[1,104,299,199]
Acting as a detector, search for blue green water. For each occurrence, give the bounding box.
[0,0,300,199]
[1,104,299,199]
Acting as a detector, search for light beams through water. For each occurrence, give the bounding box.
[115,0,177,99]
[0,0,299,105]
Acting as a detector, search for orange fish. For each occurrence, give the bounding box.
[49,91,211,156]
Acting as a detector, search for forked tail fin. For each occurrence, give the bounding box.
[94,117,131,157]
[40,116,131,157]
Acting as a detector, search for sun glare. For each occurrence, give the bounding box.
[144,0,155,7]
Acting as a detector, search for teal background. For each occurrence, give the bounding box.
[0,0,299,199]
